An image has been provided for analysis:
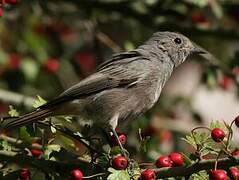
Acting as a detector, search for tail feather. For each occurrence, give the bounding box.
[1,109,53,130]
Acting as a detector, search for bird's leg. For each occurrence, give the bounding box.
[111,128,128,158]
[109,113,128,157]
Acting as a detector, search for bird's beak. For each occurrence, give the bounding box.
[191,42,221,67]
[192,46,206,54]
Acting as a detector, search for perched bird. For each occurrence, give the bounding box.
[1,31,205,149]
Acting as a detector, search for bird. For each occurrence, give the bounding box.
[1,31,205,150]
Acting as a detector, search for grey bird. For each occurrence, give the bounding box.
[1,31,205,149]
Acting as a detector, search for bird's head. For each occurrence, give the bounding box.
[139,31,205,67]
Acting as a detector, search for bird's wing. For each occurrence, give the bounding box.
[40,52,143,109]
[97,51,140,71]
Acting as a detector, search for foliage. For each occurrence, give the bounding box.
[0,0,238,179]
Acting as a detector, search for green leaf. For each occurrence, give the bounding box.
[190,170,208,180]
[182,135,197,149]
[0,140,11,151]
[127,159,141,179]
[56,116,73,123]
[8,105,19,117]
[210,1,223,18]
[124,41,135,51]
[33,95,47,108]
[110,146,123,156]
[44,144,61,160]
[19,127,32,143]
[107,168,130,180]
[210,121,227,133]
[182,132,210,148]
[21,58,39,82]
[181,153,193,166]
[98,155,110,167]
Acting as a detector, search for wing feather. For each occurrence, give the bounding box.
[40,51,143,109]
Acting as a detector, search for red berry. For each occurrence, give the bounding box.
[5,0,18,4]
[191,14,207,23]
[20,168,30,180]
[0,8,3,17]
[232,150,239,157]
[155,156,172,168]
[168,152,184,167]
[30,149,43,157]
[232,67,239,75]
[70,169,83,180]
[219,76,234,90]
[112,156,128,170]
[211,128,225,142]
[111,133,127,146]
[140,169,156,180]
[44,58,60,73]
[234,116,239,128]
[74,52,96,74]
[229,167,239,180]
[8,54,21,70]
[209,170,227,180]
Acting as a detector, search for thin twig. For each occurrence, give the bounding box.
[37,121,104,156]
[0,134,42,150]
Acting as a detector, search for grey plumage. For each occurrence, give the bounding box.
[2,31,205,131]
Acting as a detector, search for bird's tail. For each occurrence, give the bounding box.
[1,108,54,130]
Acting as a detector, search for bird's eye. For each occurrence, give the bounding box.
[174,38,182,44]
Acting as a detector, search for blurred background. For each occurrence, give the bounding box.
[0,0,239,166]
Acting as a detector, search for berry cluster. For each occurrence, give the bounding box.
[14,116,239,180]
[200,116,239,180]
[156,152,184,168]
[209,167,239,180]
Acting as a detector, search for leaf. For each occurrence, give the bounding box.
[98,155,110,167]
[127,159,141,179]
[33,95,47,108]
[50,126,57,133]
[210,1,223,18]
[8,105,19,117]
[0,140,11,151]
[19,127,32,143]
[124,41,135,51]
[107,168,130,180]
[21,58,39,82]
[182,132,210,148]
[44,144,61,160]
[56,116,73,123]
[182,135,197,149]
[110,146,123,156]
[181,153,193,166]
[190,170,209,180]
[210,120,225,130]
[182,130,219,157]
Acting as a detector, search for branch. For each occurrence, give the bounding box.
[0,134,41,150]
[0,89,35,108]
[154,157,239,178]
[0,150,90,175]
[38,122,105,156]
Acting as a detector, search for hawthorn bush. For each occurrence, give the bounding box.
[0,0,239,180]
[1,102,239,179]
